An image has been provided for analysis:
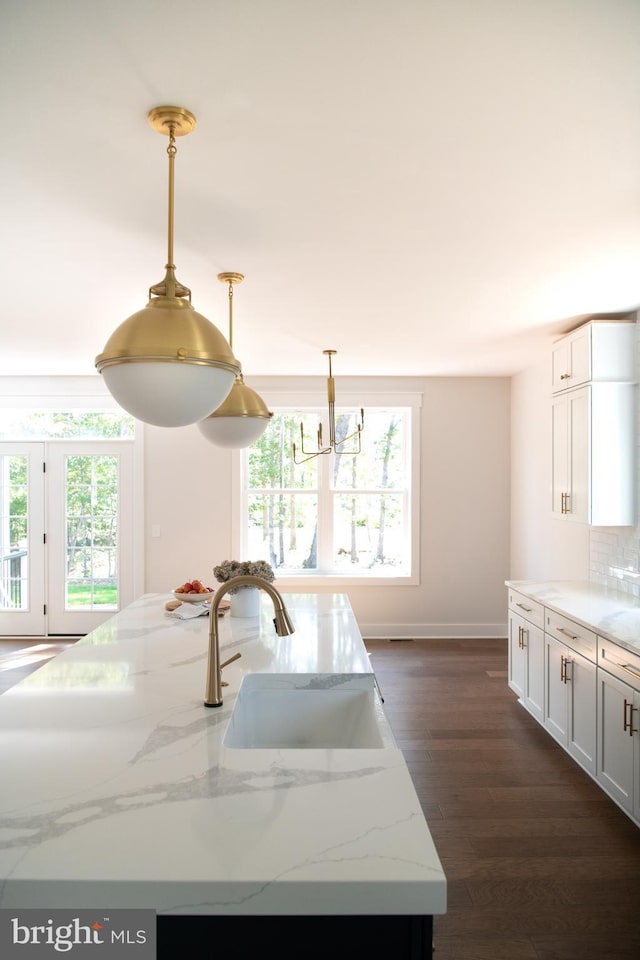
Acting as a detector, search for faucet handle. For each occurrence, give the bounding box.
[219,651,242,687]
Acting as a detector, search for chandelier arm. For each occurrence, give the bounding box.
[296,420,332,458]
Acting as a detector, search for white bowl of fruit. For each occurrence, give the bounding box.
[173,579,216,603]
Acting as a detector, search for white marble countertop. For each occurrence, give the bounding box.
[0,593,446,917]
[506,579,640,654]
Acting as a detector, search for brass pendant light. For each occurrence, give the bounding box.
[198,273,273,448]
[293,350,364,464]
[95,106,241,428]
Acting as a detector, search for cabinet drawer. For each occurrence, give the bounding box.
[545,610,597,662]
[599,637,640,693]
[508,590,544,629]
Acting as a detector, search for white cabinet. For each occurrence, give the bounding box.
[551,382,636,526]
[543,610,597,775]
[506,582,640,828]
[597,638,640,822]
[551,319,636,394]
[551,318,636,527]
[508,589,544,722]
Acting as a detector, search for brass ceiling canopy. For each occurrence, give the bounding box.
[95,106,241,428]
[197,273,273,448]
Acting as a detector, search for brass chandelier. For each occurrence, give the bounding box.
[197,272,273,448]
[95,106,240,427]
[293,350,364,464]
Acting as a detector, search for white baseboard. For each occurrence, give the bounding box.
[360,623,508,640]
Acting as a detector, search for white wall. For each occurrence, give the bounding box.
[143,376,511,638]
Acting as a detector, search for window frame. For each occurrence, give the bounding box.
[232,390,421,586]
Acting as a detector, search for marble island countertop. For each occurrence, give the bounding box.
[506,579,640,654]
[0,593,446,918]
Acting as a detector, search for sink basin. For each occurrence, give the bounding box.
[223,674,386,749]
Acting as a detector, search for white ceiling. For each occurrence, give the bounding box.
[1,0,639,380]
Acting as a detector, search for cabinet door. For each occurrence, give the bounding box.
[508,611,526,701]
[551,395,569,519]
[544,634,568,744]
[566,651,597,775]
[634,690,640,825]
[567,387,589,524]
[597,669,634,814]
[523,621,544,723]
[551,328,590,392]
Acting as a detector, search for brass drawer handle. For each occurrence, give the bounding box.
[560,373,571,380]
[556,626,579,641]
[619,662,640,681]
[515,602,532,613]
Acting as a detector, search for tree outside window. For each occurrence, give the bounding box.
[243,406,413,578]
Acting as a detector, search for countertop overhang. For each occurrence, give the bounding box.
[506,579,640,655]
[0,593,446,917]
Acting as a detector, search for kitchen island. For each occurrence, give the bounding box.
[0,593,446,957]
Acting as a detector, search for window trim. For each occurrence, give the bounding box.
[232,390,421,586]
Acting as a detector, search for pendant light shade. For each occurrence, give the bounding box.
[95,106,240,428]
[197,273,273,448]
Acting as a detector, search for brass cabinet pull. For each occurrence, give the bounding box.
[515,602,532,613]
[560,655,567,684]
[560,492,571,514]
[518,624,527,649]
[556,626,578,641]
[560,373,571,380]
[560,656,572,684]
[623,699,637,737]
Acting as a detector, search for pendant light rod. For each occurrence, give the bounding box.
[147,106,197,301]
[293,350,364,464]
[218,272,245,352]
[166,126,176,269]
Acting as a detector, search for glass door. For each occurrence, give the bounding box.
[0,443,46,635]
[46,442,135,635]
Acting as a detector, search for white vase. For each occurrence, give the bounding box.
[230,586,261,618]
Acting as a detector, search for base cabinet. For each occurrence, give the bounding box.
[507,584,640,829]
[597,639,640,822]
[544,634,596,776]
[508,590,544,722]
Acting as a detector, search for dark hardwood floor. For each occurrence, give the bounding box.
[3,636,640,958]
[0,638,75,694]
[365,637,640,960]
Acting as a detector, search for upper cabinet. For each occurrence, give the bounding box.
[551,317,637,526]
[551,319,636,394]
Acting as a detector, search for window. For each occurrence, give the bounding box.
[236,393,420,585]
[0,378,143,635]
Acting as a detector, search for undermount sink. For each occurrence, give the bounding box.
[223,674,387,749]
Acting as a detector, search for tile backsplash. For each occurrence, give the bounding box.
[589,314,640,595]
